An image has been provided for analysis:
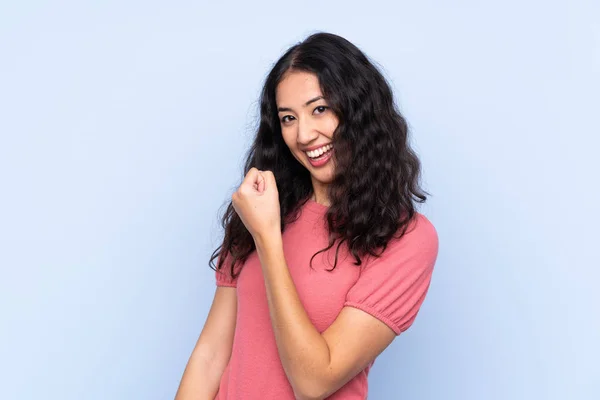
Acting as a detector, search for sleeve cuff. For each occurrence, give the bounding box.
[344,301,401,335]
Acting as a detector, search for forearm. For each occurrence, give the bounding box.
[175,351,225,400]
[255,233,331,399]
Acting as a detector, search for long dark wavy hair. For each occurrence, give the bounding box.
[210,32,427,279]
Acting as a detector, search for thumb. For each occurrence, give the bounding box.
[242,167,260,186]
[262,170,276,185]
[266,171,278,193]
[255,170,266,193]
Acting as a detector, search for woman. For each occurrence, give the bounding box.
[176,32,439,400]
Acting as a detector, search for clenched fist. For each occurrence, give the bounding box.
[231,168,281,241]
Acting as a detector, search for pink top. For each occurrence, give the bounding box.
[214,198,439,399]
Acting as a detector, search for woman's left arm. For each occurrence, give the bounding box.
[254,232,396,400]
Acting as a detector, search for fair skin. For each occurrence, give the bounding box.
[276,70,338,206]
[175,286,236,400]
[227,71,398,400]
[175,71,397,400]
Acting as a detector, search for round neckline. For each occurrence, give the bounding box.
[304,197,329,214]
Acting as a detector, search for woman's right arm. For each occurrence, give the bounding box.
[175,286,237,400]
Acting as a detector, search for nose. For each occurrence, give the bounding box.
[296,116,319,145]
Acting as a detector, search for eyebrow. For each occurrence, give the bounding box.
[277,96,324,113]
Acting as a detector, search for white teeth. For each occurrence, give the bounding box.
[306,144,332,158]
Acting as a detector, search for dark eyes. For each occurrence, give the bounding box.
[281,106,328,124]
[314,105,328,114]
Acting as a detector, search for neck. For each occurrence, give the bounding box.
[310,182,330,207]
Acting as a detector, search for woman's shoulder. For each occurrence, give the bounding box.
[367,212,439,267]
[410,212,438,239]
[397,212,438,246]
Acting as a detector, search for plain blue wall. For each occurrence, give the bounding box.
[1,1,598,399]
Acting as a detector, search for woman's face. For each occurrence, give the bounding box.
[276,70,339,189]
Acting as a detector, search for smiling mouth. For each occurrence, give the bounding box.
[303,145,334,167]
[304,144,333,159]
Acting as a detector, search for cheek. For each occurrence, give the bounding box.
[323,116,339,137]
[281,130,302,158]
[280,129,294,149]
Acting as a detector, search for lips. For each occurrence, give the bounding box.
[303,143,332,152]
[304,143,333,159]
[305,147,334,167]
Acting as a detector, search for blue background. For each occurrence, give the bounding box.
[1,1,598,399]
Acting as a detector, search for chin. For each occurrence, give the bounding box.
[296,155,335,183]
[311,171,335,184]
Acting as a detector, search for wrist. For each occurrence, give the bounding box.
[254,230,283,252]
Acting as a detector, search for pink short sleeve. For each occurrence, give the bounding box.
[344,214,439,335]
[215,249,239,288]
